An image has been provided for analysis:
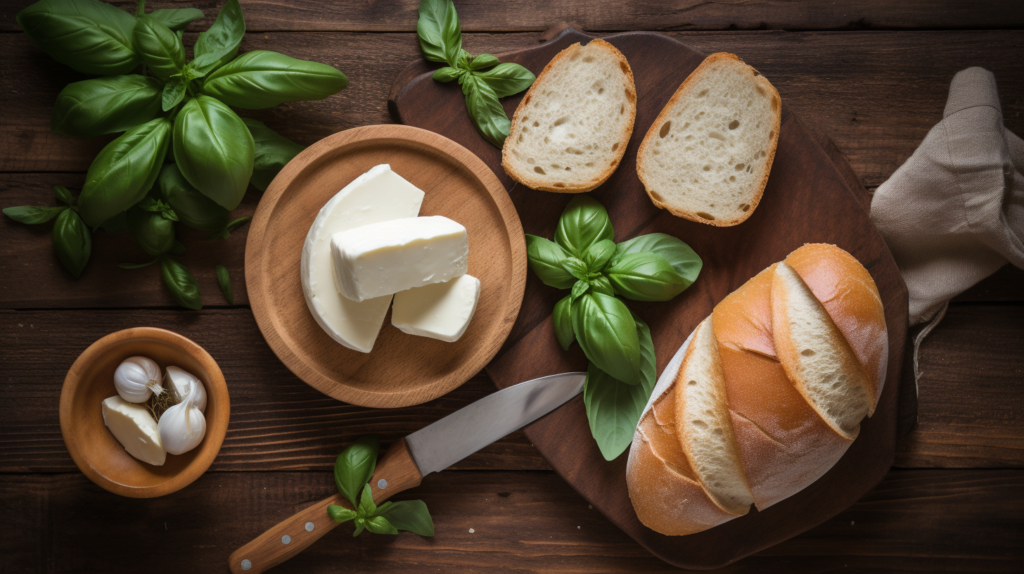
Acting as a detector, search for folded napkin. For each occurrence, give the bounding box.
[871,67,1024,387]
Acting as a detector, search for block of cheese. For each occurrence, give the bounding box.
[392,274,481,342]
[300,164,425,353]
[102,396,166,466]
[330,216,469,302]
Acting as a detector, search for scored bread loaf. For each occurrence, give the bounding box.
[502,38,636,193]
[626,244,886,535]
[636,53,781,226]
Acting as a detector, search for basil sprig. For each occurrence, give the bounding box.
[11,0,344,308]
[526,196,703,460]
[416,0,535,147]
[327,437,435,538]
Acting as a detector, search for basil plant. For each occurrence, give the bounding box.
[7,0,348,306]
[526,197,703,460]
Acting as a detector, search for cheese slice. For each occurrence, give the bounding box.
[330,216,469,302]
[300,165,424,353]
[393,274,481,342]
[102,396,166,466]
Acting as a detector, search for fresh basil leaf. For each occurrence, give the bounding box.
[571,292,641,386]
[468,53,499,71]
[432,67,462,82]
[358,484,377,517]
[607,252,691,302]
[352,521,365,537]
[589,275,614,297]
[159,256,202,309]
[461,74,509,148]
[201,50,348,109]
[173,96,254,210]
[53,186,76,206]
[215,264,233,304]
[119,259,157,269]
[79,117,172,227]
[17,0,138,76]
[583,239,615,273]
[157,163,229,231]
[375,500,434,536]
[206,215,252,240]
[552,295,574,351]
[242,118,305,192]
[52,208,91,278]
[99,212,128,234]
[161,78,187,112]
[583,312,656,460]
[334,436,379,508]
[148,8,204,31]
[327,505,357,524]
[51,76,162,139]
[555,196,614,258]
[127,206,175,256]
[191,0,244,74]
[563,257,588,281]
[133,16,185,80]
[525,234,575,289]
[416,0,460,65]
[571,279,590,300]
[3,206,66,225]
[610,233,702,283]
[363,515,398,535]
[473,62,536,98]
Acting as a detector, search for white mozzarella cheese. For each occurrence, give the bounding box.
[102,396,166,466]
[300,165,424,353]
[330,216,469,302]
[392,274,481,342]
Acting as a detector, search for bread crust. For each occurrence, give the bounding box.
[501,38,636,193]
[636,52,781,226]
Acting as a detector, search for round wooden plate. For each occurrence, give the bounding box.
[245,125,526,408]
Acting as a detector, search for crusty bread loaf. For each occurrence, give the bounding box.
[502,38,636,193]
[627,244,886,535]
[636,53,781,226]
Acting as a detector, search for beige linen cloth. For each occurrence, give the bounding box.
[871,67,1024,388]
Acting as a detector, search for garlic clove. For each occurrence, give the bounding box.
[113,356,164,403]
[164,366,207,413]
[158,378,207,455]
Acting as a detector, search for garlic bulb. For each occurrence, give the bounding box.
[158,380,206,455]
[113,356,164,403]
[164,366,207,413]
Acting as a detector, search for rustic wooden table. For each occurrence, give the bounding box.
[2,2,1023,572]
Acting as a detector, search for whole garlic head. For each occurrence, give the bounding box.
[164,366,207,413]
[113,356,163,403]
[158,379,206,455]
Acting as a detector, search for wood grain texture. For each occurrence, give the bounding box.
[59,327,229,498]
[246,125,525,408]
[4,1,1024,32]
[394,29,910,567]
[1,469,1021,573]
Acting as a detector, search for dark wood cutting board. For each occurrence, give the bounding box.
[390,29,909,569]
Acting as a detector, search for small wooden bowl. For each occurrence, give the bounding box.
[59,327,230,498]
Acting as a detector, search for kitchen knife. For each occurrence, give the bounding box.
[228,372,586,573]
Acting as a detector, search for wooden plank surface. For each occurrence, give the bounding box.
[2,305,1021,473]
[1,469,1021,573]
[4,1,1024,32]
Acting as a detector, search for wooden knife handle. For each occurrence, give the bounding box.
[228,439,423,573]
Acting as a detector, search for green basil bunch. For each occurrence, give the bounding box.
[11,0,343,307]
[3,187,92,278]
[526,196,702,460]
[416,0,535,147]
[327,437,435,538]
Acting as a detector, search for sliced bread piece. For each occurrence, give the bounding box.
[637,52,781,226]
[674,316,754,515]
[502,38,636,193]
[770,262,875,439]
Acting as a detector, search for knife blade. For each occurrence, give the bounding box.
[229,372,586,574]
[405,371,587,475]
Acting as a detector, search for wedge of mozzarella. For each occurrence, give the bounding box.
[392,274,480,342]
[300,165,424,353]
[102,396,166,466]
